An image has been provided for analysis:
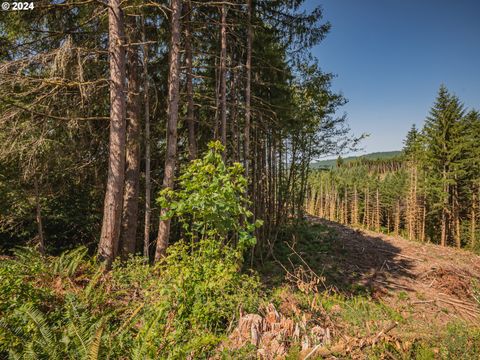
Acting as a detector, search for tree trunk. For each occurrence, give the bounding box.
[364,188,369,228]
[244,0,252,178]
[142,15,151,258]
[185,0,197,160]
[453,183,461,248]
[406,166,414,240]
[230,61,240,161]
[219,4,227,153]
[155,0,182,261]
[394,200,400,235]
[441,180,448,247]
[387,211,390,233]
[421,192,426,242]
[319,178,324,217]
[471,189,477,248]
[34,177,45,255]
[120,16,141,257]
[98,0,127,268]
[413,165,418,239]
[344,188,348,225]
[353,184,358,225]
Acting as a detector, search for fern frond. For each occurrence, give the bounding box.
[84,266,105,298]
[112,303,144,338]
[131,311,163,359]
[8,350,22,360]
[88,324,103,360]
[23,341,38,360]
[18,305,60,360]
[12,247,45,273]
[52,247,87,277]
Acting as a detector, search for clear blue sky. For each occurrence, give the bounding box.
[306,0,480,157]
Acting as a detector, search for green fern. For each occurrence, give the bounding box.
[83,266,105,299]
[15,304,60,360]
[52,247,88,277]
[88,324,104,360]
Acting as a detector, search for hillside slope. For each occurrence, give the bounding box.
[310,217,480,324]
[239,217,480,358]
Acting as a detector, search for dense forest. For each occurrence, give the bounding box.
[1,1,480,358]
[0,0,357,260]
[307,86,480,252]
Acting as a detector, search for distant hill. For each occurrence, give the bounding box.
[311,151,402,169]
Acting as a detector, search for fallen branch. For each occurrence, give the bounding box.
[367,321,399,348]
[411,300,435,305]
[377,248,424,262]
[437,298,479,317]
[438,293,479,307]
[303,321,398,359]
[373,278,411,291]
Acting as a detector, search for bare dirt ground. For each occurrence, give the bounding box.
[309,217,480,326]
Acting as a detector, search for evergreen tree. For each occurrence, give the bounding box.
[422,85,465,246]
[403,124,423,161]
[461,110,480,249]
[336,156,344,168]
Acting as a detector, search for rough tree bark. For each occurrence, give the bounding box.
[98,0,127,268]
[34,177,45,254]
[219,4,227,151]
[244,0,252,177]
[142,15,151,258]
[120,15,141,257]
[471,189,477,248]
[185,0,197,160]
[155,0,182,261]
[440,170,448,246]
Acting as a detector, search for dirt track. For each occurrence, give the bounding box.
[309,217,480,326]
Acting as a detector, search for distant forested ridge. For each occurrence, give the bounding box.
[307,86,480,251]
[311,151,402,169]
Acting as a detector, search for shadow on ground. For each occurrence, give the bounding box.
[258,216,416,298]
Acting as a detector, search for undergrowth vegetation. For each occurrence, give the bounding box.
[0,143,263,359]
[2,223,480,359]
[0,243,261,359]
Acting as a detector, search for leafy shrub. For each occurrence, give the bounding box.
[158,141,262,250]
